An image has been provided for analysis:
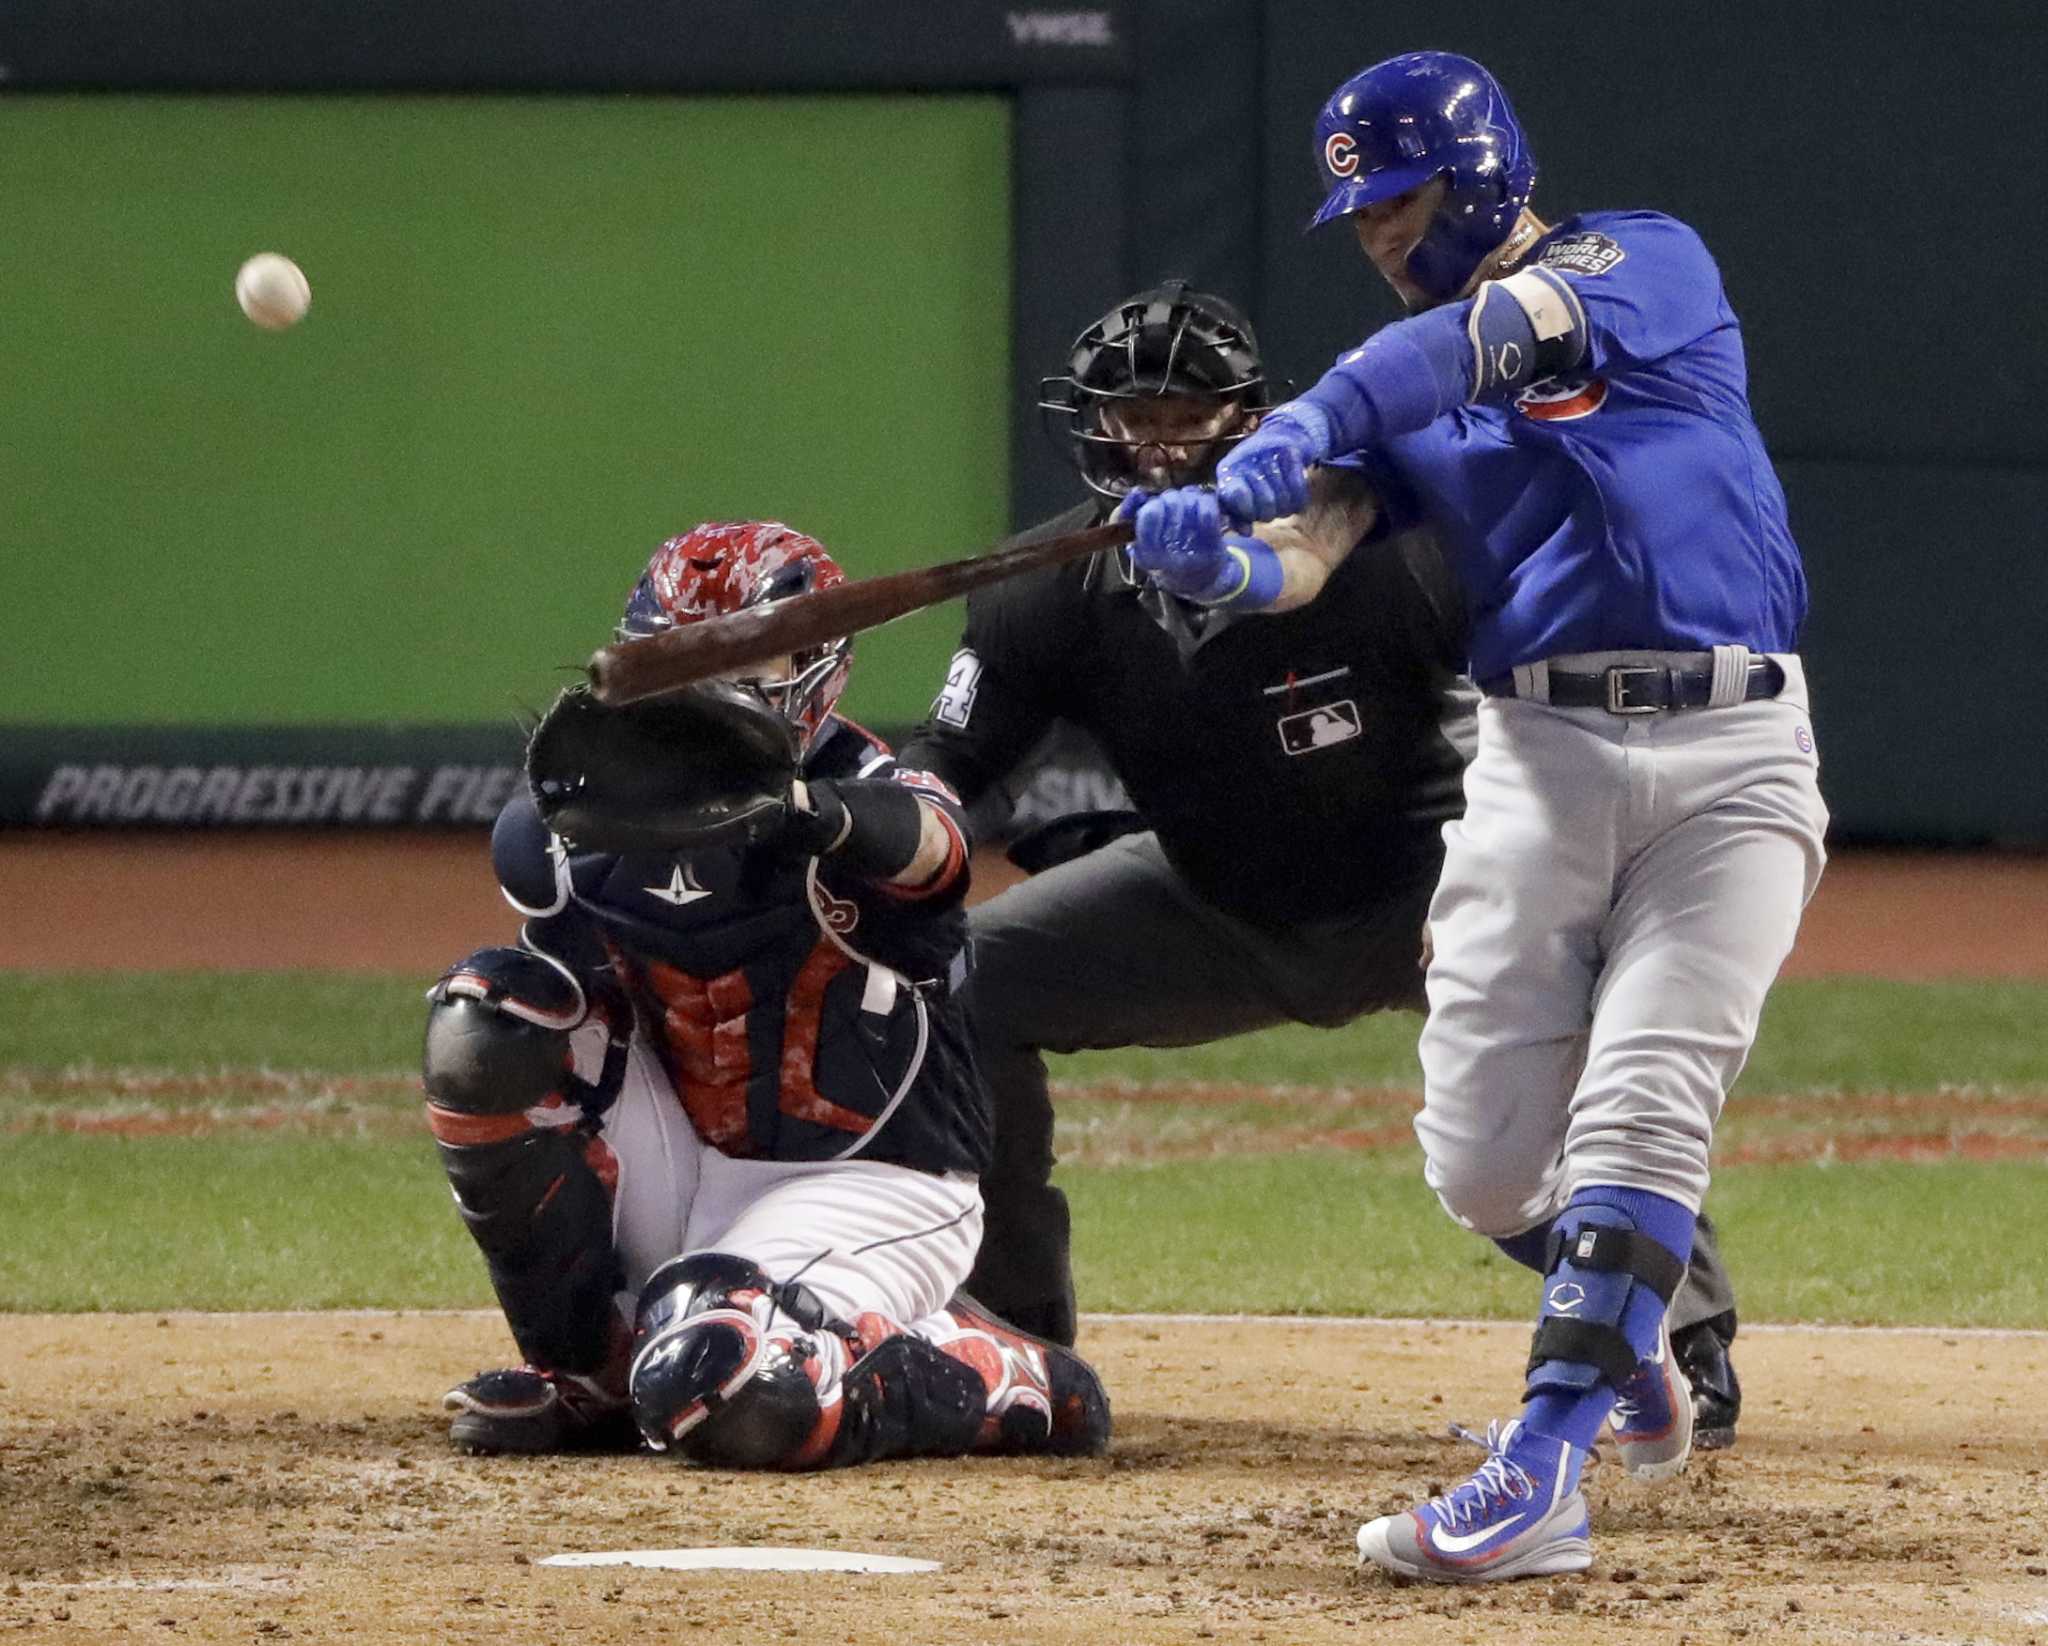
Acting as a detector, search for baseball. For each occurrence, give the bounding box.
[234,253,311,330]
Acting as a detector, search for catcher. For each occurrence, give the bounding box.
[421,520,1110,1469]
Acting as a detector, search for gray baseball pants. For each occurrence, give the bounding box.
[964,830,1739,1343]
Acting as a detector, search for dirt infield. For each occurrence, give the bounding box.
[4,1313,2045,1646]
[5,831,2048,977]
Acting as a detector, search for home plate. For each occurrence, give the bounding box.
[539,1548,941,1574]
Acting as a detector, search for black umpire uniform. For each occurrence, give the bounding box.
[898,284,1742,1438]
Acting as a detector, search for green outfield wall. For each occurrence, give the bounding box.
[3,95,1010,731]
[4,2,2040,842]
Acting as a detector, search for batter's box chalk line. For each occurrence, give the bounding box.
[540,1549,941,1574]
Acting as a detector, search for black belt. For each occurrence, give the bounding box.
[1479,655,1786,715]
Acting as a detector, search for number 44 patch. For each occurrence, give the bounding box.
[931,649,983,730]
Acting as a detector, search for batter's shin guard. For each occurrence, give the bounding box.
[1521,1193,1692,1457]
[630,1253,860,1470]
[423,947,629,1378]
[1526,1210,1686,1396]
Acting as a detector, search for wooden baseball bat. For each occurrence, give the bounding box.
[585,518,1136,707]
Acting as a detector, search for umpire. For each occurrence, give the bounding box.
[900,281,1745,1444]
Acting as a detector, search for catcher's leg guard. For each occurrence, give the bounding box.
[628,1254,995,1470]
[423,946,630,1380]
[828,1332,991,1467]
[927,1294,1112,1457]
[629,1253,856,1469]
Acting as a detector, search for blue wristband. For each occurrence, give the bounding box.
[1200,535,1286,610]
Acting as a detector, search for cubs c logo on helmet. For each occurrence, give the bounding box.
[1323,131,1359,179]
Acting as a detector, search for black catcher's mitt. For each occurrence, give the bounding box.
[526,681,801,854]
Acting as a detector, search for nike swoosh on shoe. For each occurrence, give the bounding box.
[1427,1507,1532,1555]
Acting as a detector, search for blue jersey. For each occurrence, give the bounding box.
[1336,211,1806,681]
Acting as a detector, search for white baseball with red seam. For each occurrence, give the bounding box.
[234,253,310,330]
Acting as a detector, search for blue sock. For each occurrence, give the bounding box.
[1578,1185,1695,1362]
[1503,1417,1586,1496]
[1520,1186,1696,1452]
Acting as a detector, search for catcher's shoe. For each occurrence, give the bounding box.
[1602,1316,1694,1481]
[1672,1313,1741,1450]
[1357,1420,1592,1584]
[443,1367,641,1455]
[939,1294,1112,1457]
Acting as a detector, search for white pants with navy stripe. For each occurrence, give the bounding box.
[1415,654,1828,1232]
[588,1036,982,1324]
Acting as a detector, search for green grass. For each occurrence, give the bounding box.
[0,972,423,1072]
[1049,977,2048,1096]
[1067,1155,2048,1328]
[5,973,2042,1094]
[0,1133,481,1311]
[2,971,2044,1321]
[4,1129,2041,1326]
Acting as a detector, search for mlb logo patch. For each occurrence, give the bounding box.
[1277,700,1362,755]
[1537,232,1627,278]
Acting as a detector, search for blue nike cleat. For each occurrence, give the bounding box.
[1604,1316,1695,1480]
[1356,1420,1592,1583]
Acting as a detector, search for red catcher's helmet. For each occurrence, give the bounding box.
[618,521,852,755]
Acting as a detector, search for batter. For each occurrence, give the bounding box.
[1131,51,1828,1581]
[908,282,1748,1419]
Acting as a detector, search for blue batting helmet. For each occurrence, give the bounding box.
[1309,51,1537,305]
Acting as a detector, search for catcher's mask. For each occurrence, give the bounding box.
[618,522,852,756]
[1039,279,1275,500]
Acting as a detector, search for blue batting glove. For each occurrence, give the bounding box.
[1213,401,1334,522]
[1132,487,1242,603]
[1113,488,1152,523]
